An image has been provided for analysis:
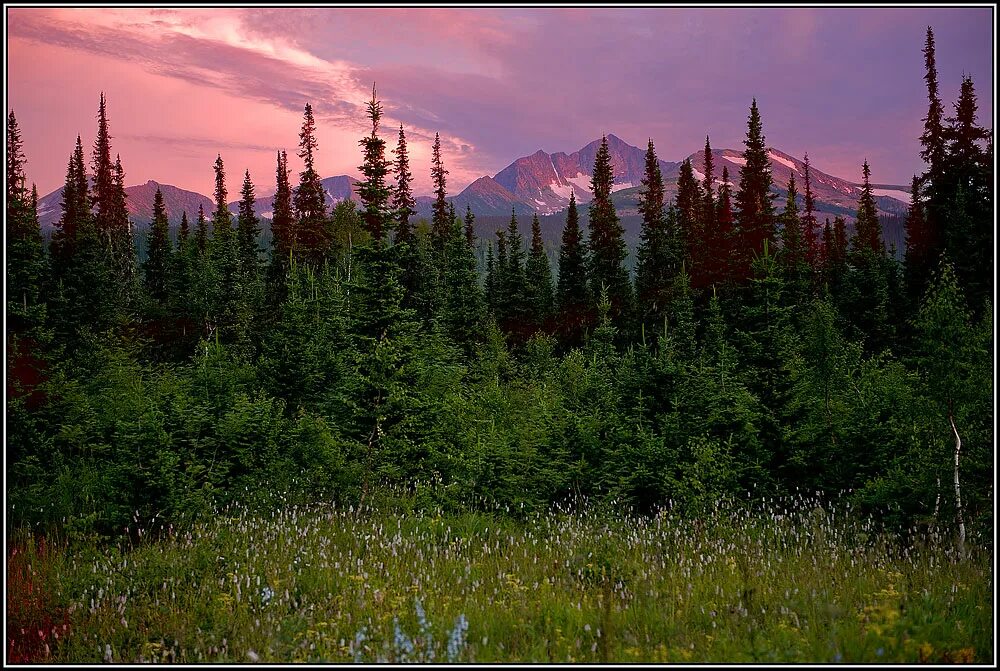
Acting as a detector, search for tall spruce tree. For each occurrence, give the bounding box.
[498,209,531,339]
[780,173,809,303]
[91,92,115,235]
[635,138,672,334]
[676,158,703,280]
[6,114,46,328]
[801,153,820,273]
[430,132,450,255]
[144,186,171,303]
[525,212,554,330]
[294,103,329,264]
[464,205,476,248]
[195,204,208,254]
[555,192,591,346]
[271,150,294,261]
[715,165,736,287]
[587,136,632,321]
[904,174,932,306]
[392,124,416,245]
[356,84,394,243]
[236,169,261,276]
[851,160,883,257]
[734,98,776,280]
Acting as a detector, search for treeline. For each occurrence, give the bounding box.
[5,29,992,545]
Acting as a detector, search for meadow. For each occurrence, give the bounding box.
[8,493,992,664]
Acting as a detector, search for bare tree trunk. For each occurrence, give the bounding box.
[949,411,966,560]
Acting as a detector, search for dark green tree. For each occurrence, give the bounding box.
[294,103,329,264]
[143,186,171,303]
[525,212,554,330]
[555,192,592,347]
[587,136,631,321]
[733,98,776,280]
[356,84,394,243]
[634,138,672,335]
[236,169,261,277]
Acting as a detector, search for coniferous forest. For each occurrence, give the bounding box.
[6,26,994,664]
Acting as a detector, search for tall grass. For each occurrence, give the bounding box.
[8,493,992,663]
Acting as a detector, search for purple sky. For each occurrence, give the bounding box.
[6,7,994,197]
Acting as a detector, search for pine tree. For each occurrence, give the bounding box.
[942,75,991,310]
[555,192,592,347]
[50,137,91,268]
[904,174,932,306]
[675,158,702,277]
[179,210,190,244]
[91,92,116,235]
[801,153,820,272]
[919,27,948,194]
[587,136,632,322]
[392,124,416,245]
[851,160,883,257]
[780,173,809,303]
[430,132,450,255]
[236,169,261,276]
[525,212,554,330]
[484,242,497,313]
[294,103,329,264]
[734,98,777,280]
[635,138,672,333]
[6,114,46,328]
[702,135,715,215]
[715,165,736,287]
[356,84,394,244]
[498,209,531,339]
[211,155,232,241]
[443,208,485,354]
[144,186,171,302]
[271,150,294,260]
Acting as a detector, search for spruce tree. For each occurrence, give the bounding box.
[715,165,736,287]
[236,169,261,276]
[271,150,294,260]
[443,209,485,354]
[356,84,394,243]
[525,212,554,330]
[91,92,115,235]
[484,242,497,313]
[801,153,820,273]
[294,103,329,264]
[780,173,809,303]
[6,114,46,329]
[675,158,703,280]
[733,98,776,280]
[392,124,416,245]
[555,192,592,347]
[499,209,531,339]
[179,210,190,244]
[851,160,883,257]
[903,174,932,306]
[635,138,672,334]
[430,132,450,255]
[144,187,171,303]
[586,136,632,322]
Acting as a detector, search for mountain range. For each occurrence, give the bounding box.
[35,135,910,230]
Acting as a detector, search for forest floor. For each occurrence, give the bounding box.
[7,495,992,664]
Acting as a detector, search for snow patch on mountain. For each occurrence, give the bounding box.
[768,151,798,171]
[566,174,592,195]
[611,182,634,192]
[724,155,747,166]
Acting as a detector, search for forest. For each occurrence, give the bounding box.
[5,26,994,664]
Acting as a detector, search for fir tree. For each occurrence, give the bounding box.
[903,174,932,306]
[211,155,232,241]
[780,172,809,303]
[675,158,702,278]
[715,165,736,287]
[801,153,820,272]
[525,212,554,329]
[498,209,531,338]
[392,124,416,245]
[179,210,190,244]
[271,150,294,260]
[734,98,776,280]
[635,138,672,333]
[555,192,592,347]
[6,114,46,328]
[430,132,450,255]
[294,103,329,264]
[91,92,116,235]
[586,136,632,321]
[236,169,261,276]
[851,160,883,257]
[356,84,394,243]
[485,242,497,313]
[144,186,171,302]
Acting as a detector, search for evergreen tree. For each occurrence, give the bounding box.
[903,174,932,306]
[294,103,329,264]
[919,26,948,204]
[851,160,883,257]
[90,92,116,235]
[555,192,592,347]
[50,137,91,269]
[780,173,809,303]
[6,112,46,327]
[733,98,776,280]
[430,132,450,255]
[179,210,190,244]
[525,212,554,330]
[143,186,171,302]
[271,150,294,261]
[586,136,632,321]
[715,165,736,287]
[392,124,416,245]
[498,209,531,339]
[356,84,394,243]
[634,138,672,334]
[484,242,497,313]
[236,169,261,277]
[801,153,820,273]
[675,158,703,280]
[211,155,232,241]
[701,135,715,216]
[443,208,485,354]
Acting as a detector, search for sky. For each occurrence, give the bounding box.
[5,7,994,199]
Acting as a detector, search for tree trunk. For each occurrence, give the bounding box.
[949,411,966,560]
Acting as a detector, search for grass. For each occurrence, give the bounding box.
[7,493,992,664]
